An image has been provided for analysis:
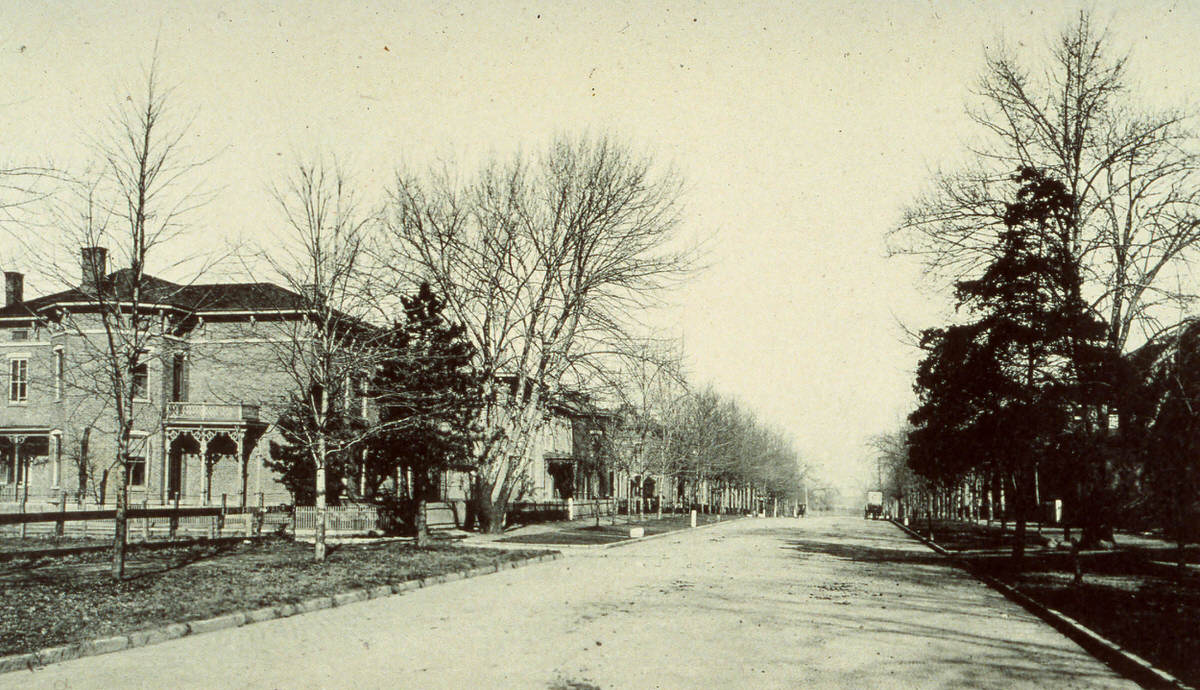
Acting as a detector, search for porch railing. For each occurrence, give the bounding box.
[166,402,261,423]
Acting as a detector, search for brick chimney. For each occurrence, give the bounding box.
[4,271,22,307]
[80,247,108,292]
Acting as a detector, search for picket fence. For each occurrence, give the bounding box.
[292,505,384,533]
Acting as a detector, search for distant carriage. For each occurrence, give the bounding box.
[864,491,883,520]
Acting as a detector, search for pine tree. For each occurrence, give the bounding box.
[267,388,366,506]
[372,283,481,545]
[910,168,1112,563]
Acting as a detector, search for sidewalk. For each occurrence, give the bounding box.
[459,511,744,549]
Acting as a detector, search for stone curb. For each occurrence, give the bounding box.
[0,550,562,675]
[889,519,1194,690]
[501,514,747,551]
[598,514,746,549]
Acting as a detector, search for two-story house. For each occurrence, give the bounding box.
[0,247,333,509]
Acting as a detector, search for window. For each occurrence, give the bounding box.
[51,434,61,488]
[171,354,185,402]
[126,455,146,487]
[9,358,27,402]
[131,363,148,400]
[10,329,28,341]
[54,347,64,400]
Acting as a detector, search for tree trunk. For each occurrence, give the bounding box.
[412,471,430,547]
[314,437,327,562]
[112,455,128,580]
[413,497,429,546]
[472,487,506,534]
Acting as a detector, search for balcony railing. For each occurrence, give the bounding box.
[166,402,261,423]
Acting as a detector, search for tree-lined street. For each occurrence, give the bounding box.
[10,517,1135,689]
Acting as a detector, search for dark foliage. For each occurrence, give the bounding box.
[266,392,367,506]
[371,282,482,508]
[909,168,1114,556]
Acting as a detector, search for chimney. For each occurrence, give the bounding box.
[4,272,22,307]
[80,247,108,292]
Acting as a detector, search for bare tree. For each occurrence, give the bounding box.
[256,158,378,562]
[24,61,212,579]
[384,135,693,533]
[892,13,1200,353]
[593,342,685,521]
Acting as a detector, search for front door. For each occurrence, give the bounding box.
[167,446,184,501]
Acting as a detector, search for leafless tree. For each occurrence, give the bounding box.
[594,339,689,519]
[16,60,214,579]
[384,135,693,533]
[892,13,1200,354]
[256,158,379,562]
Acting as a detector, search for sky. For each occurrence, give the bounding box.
[4,0,1200,492]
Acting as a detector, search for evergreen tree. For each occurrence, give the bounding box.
[910,168,1112,563]
[267,387,367,506]
[372,283,481,544]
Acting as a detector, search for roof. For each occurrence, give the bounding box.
[0,269,311,319]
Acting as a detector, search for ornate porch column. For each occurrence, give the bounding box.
[195,429,216,506]
[230,428,245,508]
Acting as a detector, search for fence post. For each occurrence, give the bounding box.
[56,499,66,537]
[209,511,218,540]
[169,496,179,540]
[142,500,150,542]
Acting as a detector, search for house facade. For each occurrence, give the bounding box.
[0,248,319,509]
[1,247,667,516]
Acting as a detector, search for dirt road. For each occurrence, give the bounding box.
[6,515,1136,689]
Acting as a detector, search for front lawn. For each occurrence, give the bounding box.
[0,537,547,657]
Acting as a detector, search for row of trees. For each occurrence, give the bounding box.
[593,351,808,520]
[1,58,807,574]
[885,14,1200,566]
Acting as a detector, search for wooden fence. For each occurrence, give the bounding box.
[0,505,265,540]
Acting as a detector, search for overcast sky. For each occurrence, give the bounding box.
[3,1,1199,491]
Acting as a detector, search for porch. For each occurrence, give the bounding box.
[0,428,59,509]
[164,403,266,508]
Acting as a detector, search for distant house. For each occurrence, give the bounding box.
[0,247,334,508]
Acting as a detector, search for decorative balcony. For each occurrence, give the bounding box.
[166,402,261,424]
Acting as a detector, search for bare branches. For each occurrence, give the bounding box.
[382,134,695,530]
[892,13,1200,352]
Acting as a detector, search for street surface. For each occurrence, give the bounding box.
[5,515,1136,689]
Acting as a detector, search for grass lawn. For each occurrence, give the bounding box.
[0,537,547,657]
[497,512,740,545]
[910,518,1200,686]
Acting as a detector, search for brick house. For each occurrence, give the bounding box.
[1,247,644,518]
[0,248,329,509]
